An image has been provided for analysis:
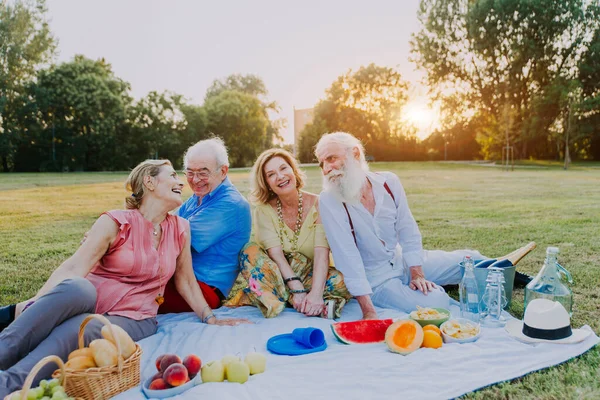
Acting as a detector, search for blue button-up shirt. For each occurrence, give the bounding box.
[177,177,251,296]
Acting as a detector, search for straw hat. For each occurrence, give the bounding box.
[505,298,590,344]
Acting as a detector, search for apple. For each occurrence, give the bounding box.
[225,360,250,384]
[200,360,225,383]
[221,354,238,368]
[244,352,267,375]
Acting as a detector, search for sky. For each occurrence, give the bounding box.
[45,0,436,143]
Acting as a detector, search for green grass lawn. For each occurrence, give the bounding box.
[1,162,599,399]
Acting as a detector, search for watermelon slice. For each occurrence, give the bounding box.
[331,319,394,344]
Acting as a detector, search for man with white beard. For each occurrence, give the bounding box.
[316,132,486,319]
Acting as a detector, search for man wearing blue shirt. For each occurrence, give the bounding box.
[159,137,251,313]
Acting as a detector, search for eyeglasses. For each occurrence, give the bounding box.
[184,169,213,180]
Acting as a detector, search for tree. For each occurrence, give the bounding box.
[127,91,188,168]
[0,0,55,171]
[297,64,417,162]
[31,55,131,171]
[206,73,283,147]
[204,90,269,167]
[411,0,600,159]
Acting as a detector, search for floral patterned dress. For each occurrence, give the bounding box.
[224,202,351,318]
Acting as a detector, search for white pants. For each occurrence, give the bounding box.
[371,249,485,313]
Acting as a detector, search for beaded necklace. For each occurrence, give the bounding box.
[276,191,303,253]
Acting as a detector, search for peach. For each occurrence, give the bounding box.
[155,355,165,371]
[149,378,169,390]
[163,363,189,387]
[151,371,163,381]
[183,354,202,378]
[159,354,182,372]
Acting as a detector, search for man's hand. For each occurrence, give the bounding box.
[409,266,436,295]
[356,294,378,320]
[301,290,325,316]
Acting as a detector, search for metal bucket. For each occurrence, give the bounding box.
[459,260,515,309]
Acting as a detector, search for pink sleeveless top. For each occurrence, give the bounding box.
[86,209,188,320]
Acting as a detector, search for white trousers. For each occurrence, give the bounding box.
[371,248,485,313]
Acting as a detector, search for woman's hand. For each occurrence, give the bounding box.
[290,292,307,312]
[301,290,325,316]
[206,317,252,326]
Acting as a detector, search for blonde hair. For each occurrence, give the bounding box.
[250,148,306,204]
[125,159,173,209]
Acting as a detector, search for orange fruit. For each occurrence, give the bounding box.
[421,330,443,349]
[422,324,442,337]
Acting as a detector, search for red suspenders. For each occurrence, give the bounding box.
[342,181,395,245]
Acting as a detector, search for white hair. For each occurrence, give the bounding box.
[315,132,368,170]
[183,137,230,169]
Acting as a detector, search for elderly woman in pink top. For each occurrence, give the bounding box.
[0,159,248,397]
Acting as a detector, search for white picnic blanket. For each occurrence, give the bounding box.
[113,301,599,400]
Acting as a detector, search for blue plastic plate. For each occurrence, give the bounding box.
[267,333,327,356]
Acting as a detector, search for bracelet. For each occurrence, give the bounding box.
[201,305,211,317]
[284,276,301,284]
[202,313,216,323]
[289,288,309,294]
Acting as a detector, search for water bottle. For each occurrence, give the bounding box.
[479,267,508,328]
[524,247,573,315]
[459,256,480,322]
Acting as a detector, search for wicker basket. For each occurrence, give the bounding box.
[56,314,142,400]
[3,355,80,400]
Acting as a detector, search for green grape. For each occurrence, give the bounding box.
[26,387,44,400]
[10,391,22,400]
[47,379,60,390]
[49,387,64,396]
[50,391,67,400]
[39,380,49,391]
[40,397,51,400]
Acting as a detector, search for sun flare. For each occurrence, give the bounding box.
[401,102,438,139]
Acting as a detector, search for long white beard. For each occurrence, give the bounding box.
[322,157,368,204]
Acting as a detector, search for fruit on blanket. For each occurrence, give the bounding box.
[101,324,136,359]
[149,378,169,390]
[331,319,394,344]
[64,355,97,370]
[163,363,189,387]
[201,360,226,383]
[155,355,165,371]
[225,360,250,383]
[89,339,119,367]
[159,354,182,372]
[183,354,202,378]
[244,352,267,375]
[422,324,442,336]
[9,379,74,400]
[385,319,424,355]
[421,330,443,349]
[67,347,93,360]
[221,354,238,368]
[151,370,163,381]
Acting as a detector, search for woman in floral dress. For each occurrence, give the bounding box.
[225,149,351,318]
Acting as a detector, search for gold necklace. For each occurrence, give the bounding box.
[276,191,303,253]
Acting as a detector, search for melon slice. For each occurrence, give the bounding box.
[331,319,394,344]
[385,319,424,355]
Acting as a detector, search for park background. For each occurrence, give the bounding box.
[1,1,599,399]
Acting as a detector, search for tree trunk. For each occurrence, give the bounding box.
[1,156,8,172]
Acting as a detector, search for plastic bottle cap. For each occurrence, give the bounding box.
[546,246,559,254]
